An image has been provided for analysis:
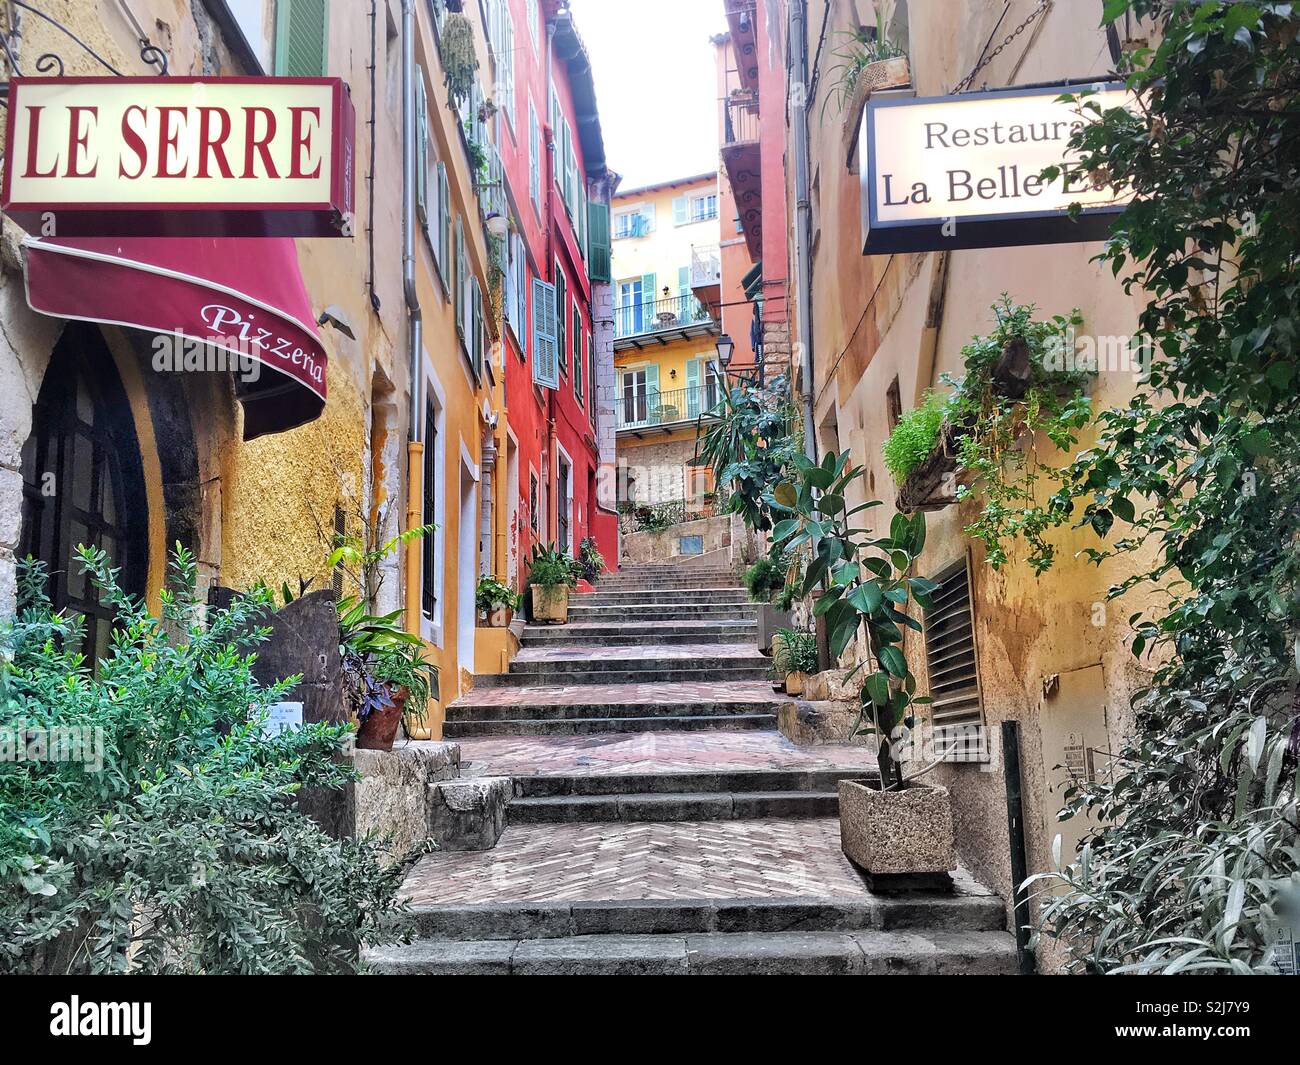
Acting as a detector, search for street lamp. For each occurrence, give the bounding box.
[715,333,734,369]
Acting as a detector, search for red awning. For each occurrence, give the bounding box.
[23,237,327,440]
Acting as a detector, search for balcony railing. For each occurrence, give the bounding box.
[691,244,721,288]
[723,87,760,146]
[614,294,713,340]
[617,383,722,430]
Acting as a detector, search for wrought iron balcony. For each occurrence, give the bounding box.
[614,294,714,340]
[691,245,722,288]
[617,383,723,431]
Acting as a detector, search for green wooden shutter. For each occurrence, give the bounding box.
[588,203,610,282]
[532,278,558,388]
[436,162,450,277]
[673,195,688,226]
[555,268,567,372]
[455,219,466,340]
[645,363,660,420]
[678,265,691,318]
[573,307,583,404]
[275,0,329,76]
[641,272,656,315]
[416,72,429,228]
[686,357,701,417]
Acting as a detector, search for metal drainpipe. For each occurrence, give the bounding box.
[401,0,426,650]
[789,0,817,463]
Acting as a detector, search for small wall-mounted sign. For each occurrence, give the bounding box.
[262,701,304,737]
[2,77,355,237]
[860,82,1136,254]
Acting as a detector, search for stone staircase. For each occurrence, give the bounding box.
[444,563,783,736]
[368,562,1020,975]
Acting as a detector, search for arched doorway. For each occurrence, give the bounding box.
[19,323,149,660]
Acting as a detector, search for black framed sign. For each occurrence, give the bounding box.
[859,82,1136,255]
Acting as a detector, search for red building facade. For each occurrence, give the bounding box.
[495,0,617,587]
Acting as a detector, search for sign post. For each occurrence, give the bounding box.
[2,76,355,237]
[860,83,1135,254]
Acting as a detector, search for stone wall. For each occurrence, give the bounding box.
[621,513,733,567]
[354,742,462,862]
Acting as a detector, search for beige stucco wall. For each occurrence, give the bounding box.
[800,0,1166,969]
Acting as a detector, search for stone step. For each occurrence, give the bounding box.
[508,649,767,675]
[403,891,1005,941]
[520,626,757,648]
[474,665,772,688]
[566,605,757,622]
[509,767,873,797]
[446,698,784,721]
[364,929,1019,975]
[578,590,749,605]
[508,790,839,823]
[442,712,779,737]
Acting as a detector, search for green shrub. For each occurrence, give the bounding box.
[882,390,948,482]
[476,574,521,612]
[744,557,786,602]
[773,628,818,674]
[0,546,411,974]
[525,543,578,589]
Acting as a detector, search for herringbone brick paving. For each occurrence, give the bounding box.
[404,818,994,905]
[444,731,876,776]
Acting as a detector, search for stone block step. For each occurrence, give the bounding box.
[565,605,757,622]
[402,889,1005,942]
[364,929,1018,975]
[578,590,749,605]
[520,628,757,648]
[473,665,772,688]
[509,767,874,797]
[446,698,783,721]
[507,650,767,675]
[508,789,839,823]
[442,713,779,737]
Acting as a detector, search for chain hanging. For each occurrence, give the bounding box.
[950,0,1051,94]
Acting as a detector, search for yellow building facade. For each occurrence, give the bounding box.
[611,174,723,515]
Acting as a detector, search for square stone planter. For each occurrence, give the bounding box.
[756,604,792,654]
[531,584,569,624]
[838,779,955,892]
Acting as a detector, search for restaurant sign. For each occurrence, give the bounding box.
[860,83,1135,254]
[2,77,354,237]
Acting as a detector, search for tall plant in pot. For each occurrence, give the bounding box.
[526,543,577,624]
[773,448,955,889]
[338,600,439,751]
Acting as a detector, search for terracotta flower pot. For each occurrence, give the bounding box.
[356,685,408,752]
[838,779,955,892]
[479,605,512,628]
[531,584,569,624]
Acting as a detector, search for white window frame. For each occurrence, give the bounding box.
[528,97,541,217]
[419,349,448,648]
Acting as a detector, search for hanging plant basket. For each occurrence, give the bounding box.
[441,13,478,106]
[843,55,911,173]
[896,420,963,513]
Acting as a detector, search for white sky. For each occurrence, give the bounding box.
[568,0,727,190]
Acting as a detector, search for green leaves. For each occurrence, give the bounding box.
[877,644,908,678]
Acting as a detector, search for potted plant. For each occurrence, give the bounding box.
[746,556,794,653]
[476,574,520,627]
[577,536,605,583]
[773,627,818,696]
[338,599,439,752]
[526,543,577,624]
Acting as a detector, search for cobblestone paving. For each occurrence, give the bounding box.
[404,818,875,903]
[449,679,785,706]
[448,731,876,776]
[512,642,764,664]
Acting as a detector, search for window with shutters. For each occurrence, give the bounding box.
[415,71,430,227]
[528,100,541,216]
[690,192,719,222]
[275,0,328,77]
[587,202,611,282]
[470,278,485,380]
[922,557,987,760]
[527,0,539,50]
[434,162,450,292]
[497,6,515,132]
[531,278,558,388]
[572,306,583,405]
[555,263,567,375]
[421,395,440,623]
[455,218,466,344]
[588,338,598,426]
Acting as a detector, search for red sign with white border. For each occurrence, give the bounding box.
[2,76,355,237]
